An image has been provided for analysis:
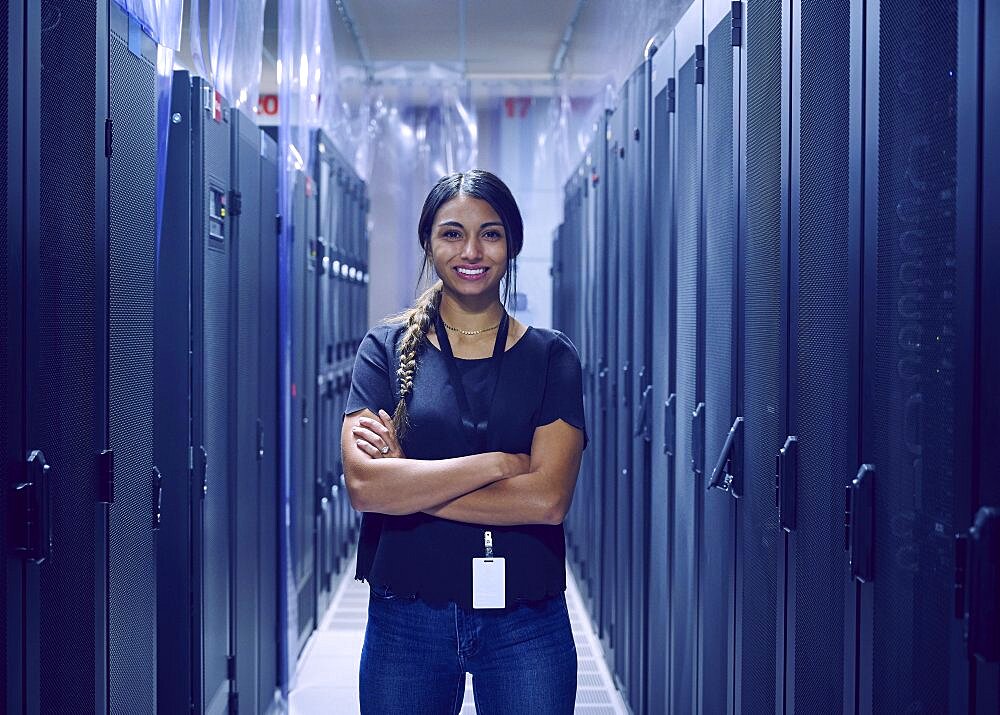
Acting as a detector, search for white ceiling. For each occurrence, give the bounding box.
[259,0,691,95]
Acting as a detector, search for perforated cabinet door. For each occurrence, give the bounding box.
[785,0,858,712]
[670,3,705,709]
[107,17,158,713]
[700,5,739,712]
[31,1,107,710]
[2,1,22,708]
[736,0,785,709]
[648,35,677,715]
[858,0,970,710]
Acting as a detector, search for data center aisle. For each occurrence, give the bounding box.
[290,556,628,714]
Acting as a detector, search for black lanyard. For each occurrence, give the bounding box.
[434,309,510,453]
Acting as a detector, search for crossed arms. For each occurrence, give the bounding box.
[340,408,584,526]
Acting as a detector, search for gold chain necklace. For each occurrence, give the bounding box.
[442,319,501,336]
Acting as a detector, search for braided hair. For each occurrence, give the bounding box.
[379,170,524,440]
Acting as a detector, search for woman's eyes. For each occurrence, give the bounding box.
[440,230,504,241]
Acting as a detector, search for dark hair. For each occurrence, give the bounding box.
[380,170,524,439]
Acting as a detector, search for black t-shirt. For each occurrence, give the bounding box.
[343,320,589,609]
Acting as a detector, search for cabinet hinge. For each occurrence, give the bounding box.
[99,449,115,504]
[695,45,705,85]
[667,78,676,114]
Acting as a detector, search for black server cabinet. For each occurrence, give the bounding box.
[700,3,740,713]
[230,107,281,714]
[314,131,353,619]
[595,111,615,665]
[157,71,234,715]
[734,0,785,710]
[626,60,653,715]
[291,168,318,653]
[848,0,984,710]
[257,130,281,714]
[2,0,20,704]
[604,93,627,684]
[669,3,704,713]
[781,0,858,712]
[107,7,159,712]
[648,30,677,715]
[971,1,1000,707]
[5,1,111,710]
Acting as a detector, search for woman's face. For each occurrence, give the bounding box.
[429,194,508,300]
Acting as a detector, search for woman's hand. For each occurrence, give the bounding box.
[352,409,407,459]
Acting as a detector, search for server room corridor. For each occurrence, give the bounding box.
[4,0,999,714]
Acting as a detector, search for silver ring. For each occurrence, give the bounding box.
[380,445,389,455]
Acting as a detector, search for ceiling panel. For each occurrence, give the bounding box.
[347,0,462,64]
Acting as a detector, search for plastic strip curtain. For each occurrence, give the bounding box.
[277,0,339,694]
[112,0,183,268]
[329,75,478,319]
[188,0,268,110]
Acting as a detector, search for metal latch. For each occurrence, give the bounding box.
[708,416,743,494]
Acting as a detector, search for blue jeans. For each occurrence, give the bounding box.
[359,585,577,714]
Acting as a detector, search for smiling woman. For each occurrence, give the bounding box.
[340,170,588,714]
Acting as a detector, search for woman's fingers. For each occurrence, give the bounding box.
[351,425,386,452]
[355,439,381,458]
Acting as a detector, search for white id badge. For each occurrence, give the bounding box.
[472,557,506,609]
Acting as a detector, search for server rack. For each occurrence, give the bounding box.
[626,59,654,715]
[5,1,111,710]
[230,107,282,714]
[257,129,281,715]
[735,0,786,710]
[158,71,235,715]
[291,167,317,653]
[314,137,337,619]
[647,29,677,715]
[608,79,630,688]
[669,4,705,713]
[971,3,1000,707]
[848,0,984,709]
[107,7,159,712]
[2,1,21,703]
[699,3,740,713]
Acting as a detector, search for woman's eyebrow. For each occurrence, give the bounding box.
[480,222,504,229]
[438,220,465,228]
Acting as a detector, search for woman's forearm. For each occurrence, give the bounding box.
[423,471,561,526]
[346,451,515,515]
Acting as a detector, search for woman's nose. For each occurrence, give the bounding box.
[460,237,483,260]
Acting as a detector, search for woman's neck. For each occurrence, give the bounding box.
[437,291,505,332]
